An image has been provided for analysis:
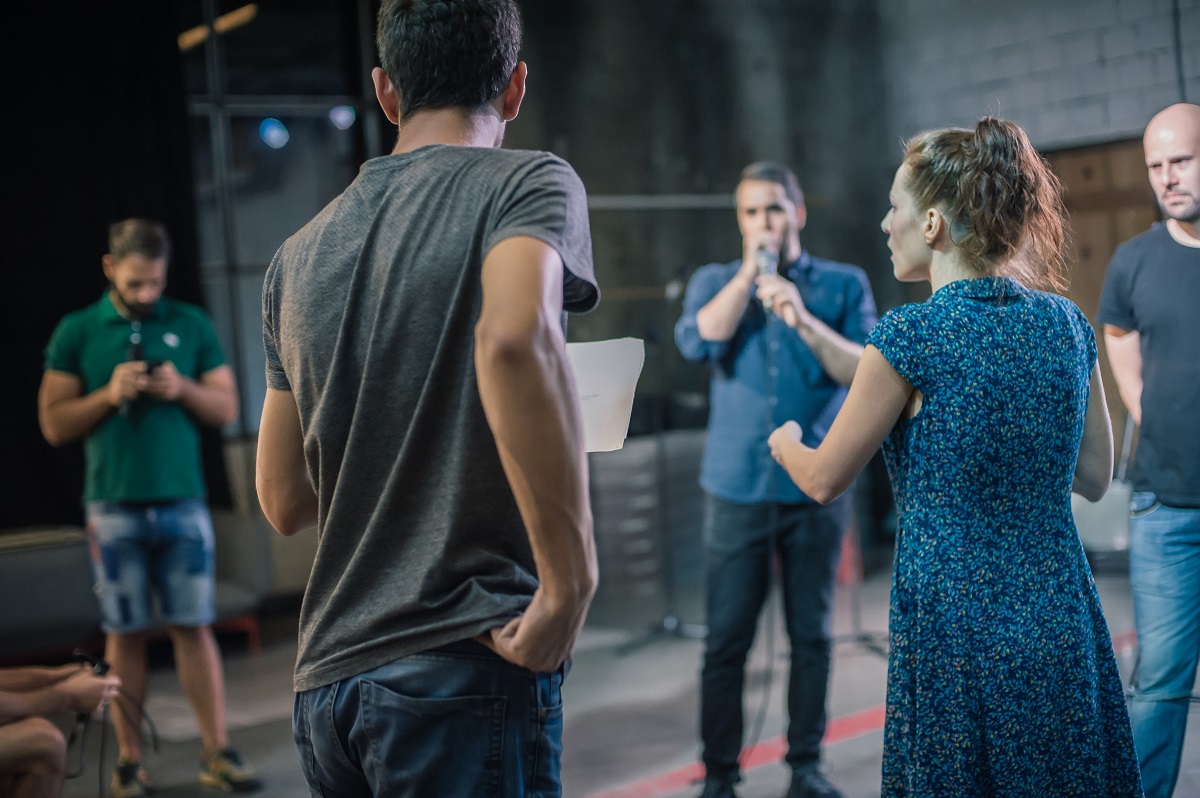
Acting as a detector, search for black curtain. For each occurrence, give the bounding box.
[1,3,232,529]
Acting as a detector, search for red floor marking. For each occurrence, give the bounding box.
[586,631,1139,798]
[586,705,887,798]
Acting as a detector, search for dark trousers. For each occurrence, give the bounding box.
[699,492,848,780]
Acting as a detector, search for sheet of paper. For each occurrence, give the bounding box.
[565,337,645,452]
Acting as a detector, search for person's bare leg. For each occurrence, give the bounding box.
[106,630,150,763]
[169,624,228,756]
[0,716,67,798]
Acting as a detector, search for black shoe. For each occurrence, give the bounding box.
[785,768,843,798]
[697,776,740,798]
[110,759,151,798]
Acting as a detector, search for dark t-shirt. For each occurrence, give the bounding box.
[263,145,597,691]
[1098,222,1200,506]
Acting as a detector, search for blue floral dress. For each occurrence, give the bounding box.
[867,277,1142,797]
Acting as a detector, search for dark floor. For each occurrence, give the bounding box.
[55,431,1200,798]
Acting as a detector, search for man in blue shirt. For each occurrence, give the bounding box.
[675,162,877,798]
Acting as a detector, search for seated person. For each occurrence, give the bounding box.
[0,663,120,798]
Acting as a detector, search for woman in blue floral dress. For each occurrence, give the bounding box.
[764,117,1142,796]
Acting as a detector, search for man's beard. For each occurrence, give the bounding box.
[1160,194,1200,224]
[112,290,152,319]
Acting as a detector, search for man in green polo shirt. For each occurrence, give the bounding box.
[37,218,260,796]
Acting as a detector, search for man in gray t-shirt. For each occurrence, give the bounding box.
[255,2,599,795]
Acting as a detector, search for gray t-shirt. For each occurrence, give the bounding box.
[263,145,597,691]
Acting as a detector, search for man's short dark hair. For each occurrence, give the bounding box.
[109,218,171,262]
[375,0,522,122]
[739,161,805,206]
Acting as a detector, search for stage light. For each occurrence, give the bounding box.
[329,106,356,130]
[259,118,290,149]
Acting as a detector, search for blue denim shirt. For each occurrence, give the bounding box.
[674,251,878,504]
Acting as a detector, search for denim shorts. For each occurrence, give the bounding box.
[85,498,216,633]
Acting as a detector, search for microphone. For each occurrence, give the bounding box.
[756,247,778,314]
[120,332,143,418]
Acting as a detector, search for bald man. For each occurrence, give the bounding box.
[1098,102,1200,798]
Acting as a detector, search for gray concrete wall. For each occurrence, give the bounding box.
[509,0,899,412]
[879,0,1199,150]
[502,0,1200,420]
[204,2,1200,429]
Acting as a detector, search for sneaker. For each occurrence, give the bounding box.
[199,746,262,793]
[110,759,150,798]
[785,767,843,798]
[697,775,740,798]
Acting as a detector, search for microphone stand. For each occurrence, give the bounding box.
[617,322,706,656]
[832,505,889,660]
[764,251,886,661]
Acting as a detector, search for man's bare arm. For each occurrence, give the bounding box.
[475,235,598,673]
[256,388,318,537]
[39,361,238,446]
[1103,325,1142,425]
[0,667,119,725]
[0,665,77,693]
[38,370,122,446]
[1073,363,1115,501]
[695,260,758,341]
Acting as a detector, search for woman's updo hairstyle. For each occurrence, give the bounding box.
[902,117,1069,292]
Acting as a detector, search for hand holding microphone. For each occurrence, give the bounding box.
[754,253,809,329]
[116,329,145,418]
[113,324,174,416]
[111,362,166,418]
[109,361,147,416]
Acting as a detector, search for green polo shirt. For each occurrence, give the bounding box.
[43,292,227,503]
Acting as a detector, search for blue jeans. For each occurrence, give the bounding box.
[1127,492,1200,798]
[293,640,566,798]
[84,499,216,632]
[700,492,847,781]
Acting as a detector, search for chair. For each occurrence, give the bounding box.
[207,509,274,654]
[0,526,102,662]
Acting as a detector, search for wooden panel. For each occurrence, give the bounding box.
[1054,149,1111,198]
[1047,137,1160,461]
[1108,139,1151,191]
[1053,141,1155,212]
[1066,209,1115,319]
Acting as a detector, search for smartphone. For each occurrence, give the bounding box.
[145,359,164,374]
